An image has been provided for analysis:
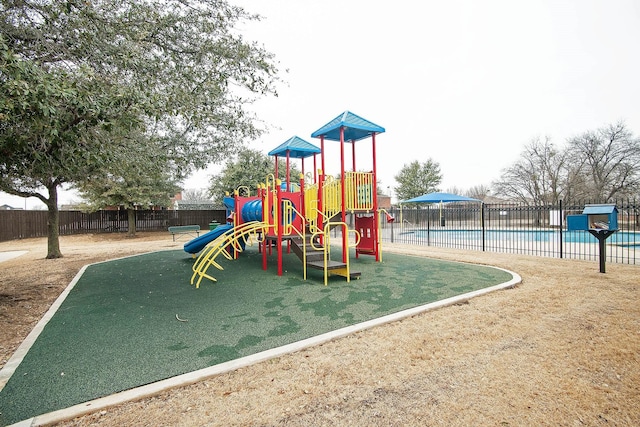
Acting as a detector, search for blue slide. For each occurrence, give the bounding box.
[183,224,233,254]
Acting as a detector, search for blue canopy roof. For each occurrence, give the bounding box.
[311,111,385,142]
[402,192,481,204]
[268,136,321,159]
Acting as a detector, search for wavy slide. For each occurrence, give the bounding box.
[183,224,234,255]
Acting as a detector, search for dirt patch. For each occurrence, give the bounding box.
[1,234,639,426]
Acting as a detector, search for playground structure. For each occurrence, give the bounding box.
[189,111,388,287]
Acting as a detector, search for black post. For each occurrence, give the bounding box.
[599,237,606,273]
[481,203,486,252]
[588,229,616,273]
[426,205,431,246]
[559,200,563,259]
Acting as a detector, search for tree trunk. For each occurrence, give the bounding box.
[46,182,63,259]
[127,208,136,237]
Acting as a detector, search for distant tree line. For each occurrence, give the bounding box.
[391,121,639,205]
[492,122,640,205]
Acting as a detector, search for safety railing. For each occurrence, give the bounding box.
[304,182,319,226]
[235,185,251,197]
[282,199,308,280]
[344,171,374,211]
[320,172,375,217]
[310,220,361,286]
[322,175,342,220]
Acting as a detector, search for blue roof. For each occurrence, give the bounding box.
[311,111,385,142]
[401,192,481,204]
[267,136,321,159]
[582,204,618,214]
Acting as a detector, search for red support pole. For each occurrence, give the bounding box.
[277,179,283,276]
[233,190,240,260]
[300,173,305,219]
[372,132,380,261]
[319,137,326,245]
[340,127,347,263]
[320,136,325,178]
[274,155,279,182]
[352,140,356,172]
[372,133,378,199]
[262,238,268,269]
[352,140,357,212]
[286,150,290,191]
[262,186,268,270]
[313,153,317,184]
[317,171,324,243]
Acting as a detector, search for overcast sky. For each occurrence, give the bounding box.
[194,0,640,199]
[2,0,639,208]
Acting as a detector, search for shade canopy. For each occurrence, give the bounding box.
[268,136,321,159]
[311,111,385,142]
[402,192,481,204]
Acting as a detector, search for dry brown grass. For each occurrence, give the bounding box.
[1,233,639,426]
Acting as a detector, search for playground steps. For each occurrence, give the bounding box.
[306,260,362,280]
[289,235,362,280]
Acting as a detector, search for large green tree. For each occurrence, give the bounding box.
[0,0,280,257]
[207,148,301,205]
[394,159,442,203]
[73,132,181,237]
[0,42,136,256]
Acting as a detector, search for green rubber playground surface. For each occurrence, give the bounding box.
[0,246,513,425]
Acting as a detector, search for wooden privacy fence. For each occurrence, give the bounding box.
[0,209,227,242]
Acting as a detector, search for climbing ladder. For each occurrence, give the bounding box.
[190,221,267,288]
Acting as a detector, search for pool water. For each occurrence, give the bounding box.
[409,229,640,246]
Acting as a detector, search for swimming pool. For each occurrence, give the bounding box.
[406,229,640,246]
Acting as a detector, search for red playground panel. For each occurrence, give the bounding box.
[355,215,376,254]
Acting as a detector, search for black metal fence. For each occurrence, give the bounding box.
[381,199,639,265]
[0,209,228,242]
[3,200,639,266]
